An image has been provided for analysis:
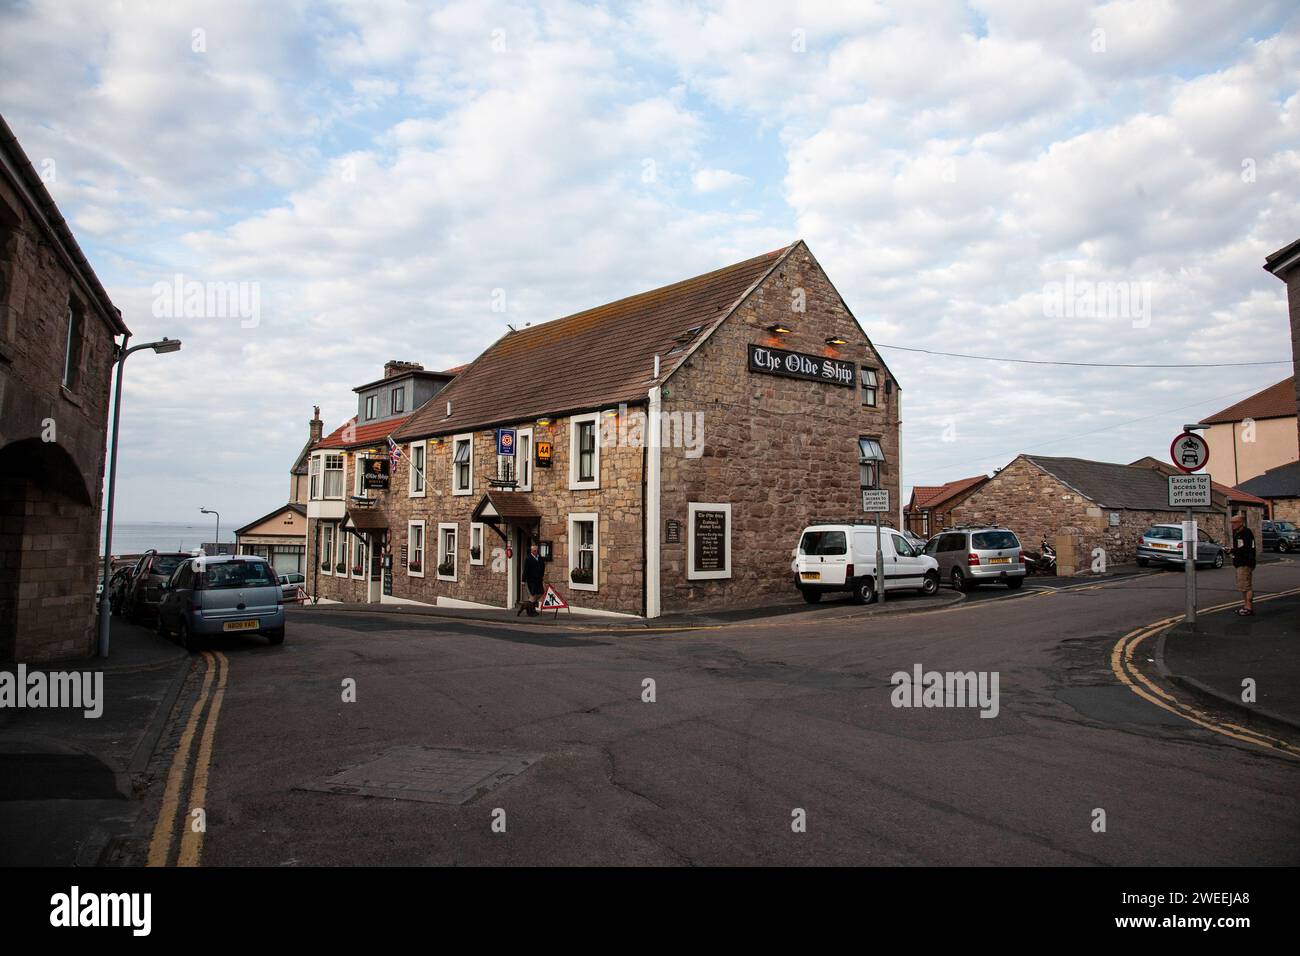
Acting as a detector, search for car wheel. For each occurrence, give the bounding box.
[1136,557,1148,568]
[179,620,201,653]
[921,572,939,596]
[799,588,822,605]
[1280,540,1291,554]
[852,577,877,605]
[1213,551,1224,569]
[1005,576,1025,590]
[951,568,971,592]
[264,627,285,645]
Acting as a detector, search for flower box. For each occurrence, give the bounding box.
[437,560,455,576]
[570,567,593,585]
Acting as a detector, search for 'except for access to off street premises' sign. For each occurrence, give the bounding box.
[861,489,891,513]
[1168,473,1211,508]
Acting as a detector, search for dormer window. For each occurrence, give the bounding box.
[365,394,377,420]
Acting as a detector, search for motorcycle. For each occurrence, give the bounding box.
[1024,538,1057,576]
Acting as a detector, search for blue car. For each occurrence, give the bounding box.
[157,555,285,651]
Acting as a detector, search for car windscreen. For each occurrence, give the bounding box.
[1145,526,1183,540]
[198,561,278,590]
[1276,522,1296,532]
[153,556,186,576]
[799,531,847,555]
[971,531,1018,550]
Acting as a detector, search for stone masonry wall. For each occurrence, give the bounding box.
[0,175,117,662]
[658,244,901,613]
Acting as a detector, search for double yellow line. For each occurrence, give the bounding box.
[1110,589,1300,758]
[147,650,229,866]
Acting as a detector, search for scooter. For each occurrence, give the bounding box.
[1024,538,1056,576]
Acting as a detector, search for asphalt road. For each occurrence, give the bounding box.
[143,562,1300,866]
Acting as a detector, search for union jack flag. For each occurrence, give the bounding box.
[387,435,402,465]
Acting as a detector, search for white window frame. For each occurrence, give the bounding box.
[451,433,474,496]
[309,454,321,500]
[321,523,334,575]
[323,453,345,499]
[687,502,732,581]
[336,526,349,574]
[409,441,426,497]
[353,455,364,497]
[365,394,377,420]
[391,385,405,414]
[515,427,533,492]
[470,522,485,566]
[568,413,600,490]
[437,522,458,581]
[351,533,366,579]
[861,368,879,408]
[568,512,599,592]
[407,520,425,577]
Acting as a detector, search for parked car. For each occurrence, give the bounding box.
[1262,519,1300,553]
[923,526,1026,591]
[901,530,928,554]
[121,550,191,622]
[278,571,306,600]
[157,554,285,650]
[1135,524,1225,569]
[792,523,940,604]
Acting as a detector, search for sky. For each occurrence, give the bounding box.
[2,0,1297,530]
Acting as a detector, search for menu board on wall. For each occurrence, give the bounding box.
[692,509,727,573]
[664,519,681,544]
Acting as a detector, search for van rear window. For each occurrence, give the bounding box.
[799,531,847,555]
[971,531,1019,550]
[198,561,277,590]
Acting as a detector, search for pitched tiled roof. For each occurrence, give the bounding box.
[908,485,944,508]
[234,502,306,536]
[1199,377,1296,424]
[394,244,794,440]
[926,475,988,510]
[316,416,411,450]
[1029,456,1192,510]
[1238,460,1300,499]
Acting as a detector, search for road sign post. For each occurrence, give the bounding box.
[1170,431,1211,627]
[862,489,890,604]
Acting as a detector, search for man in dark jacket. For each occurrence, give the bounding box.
[521,543,545,615]
[1229,513,1256,616]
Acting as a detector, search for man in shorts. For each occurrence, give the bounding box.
[1228,513,1256,617]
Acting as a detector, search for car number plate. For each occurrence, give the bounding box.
[988,557,1010,564]
[223,620,259,631]
[800,572,820,581]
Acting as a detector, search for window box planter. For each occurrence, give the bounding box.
[320,561,330,572]
[437,560,455,577]
[351,565,363,576]
[570,567,593,585]
[407,562,422,573]
[469,546,481,561]
[335,562,346,574]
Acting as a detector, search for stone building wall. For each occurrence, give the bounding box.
[658,244,901,613]
[0,174,118,662]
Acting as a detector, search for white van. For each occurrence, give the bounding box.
[792,524,940,604]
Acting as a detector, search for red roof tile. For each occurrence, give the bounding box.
[394,244,794,440]
[1200,377,1295,424]
[909,475,987,511]
[316,416,411,450]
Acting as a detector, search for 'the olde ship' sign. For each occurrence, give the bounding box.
[748,344,855,386]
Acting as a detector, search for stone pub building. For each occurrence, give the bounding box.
[305,241,900,618]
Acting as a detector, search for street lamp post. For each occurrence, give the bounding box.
[98,336,182,658]
[200,508,220,551]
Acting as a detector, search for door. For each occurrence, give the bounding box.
[367,535,383,603]
[507,524,522,609]
[889,534,925,590]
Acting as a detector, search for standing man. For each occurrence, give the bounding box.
[521,542,545,616]
[1229,513,1256,616]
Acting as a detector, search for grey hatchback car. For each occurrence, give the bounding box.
[924,526,1026,591]
[157,555,285,650]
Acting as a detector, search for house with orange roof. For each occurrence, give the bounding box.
[903,475,989,537]
[1197,377,1297,486]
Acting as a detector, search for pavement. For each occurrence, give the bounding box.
[0,616,191,866]
[1160,588,1300,733]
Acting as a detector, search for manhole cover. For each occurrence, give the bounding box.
[298,746,541,805]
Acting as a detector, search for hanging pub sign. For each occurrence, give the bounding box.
[748,344,855,387]
[496,428,516,457]
[362,457,390,490]
[535,439,553,468]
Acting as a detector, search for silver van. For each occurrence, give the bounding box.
[157,554,285,650]
[923,526,1026,591]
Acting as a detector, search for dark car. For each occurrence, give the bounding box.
[107,566,134,614]
[122,551,192,622]
[1262,519,1300,553]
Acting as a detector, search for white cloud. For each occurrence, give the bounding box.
[692,168,750,191]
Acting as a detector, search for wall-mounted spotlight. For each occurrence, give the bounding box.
[825,335,847,345]
[768,323,792,334]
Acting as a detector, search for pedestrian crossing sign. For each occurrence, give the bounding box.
[539,586,568,610]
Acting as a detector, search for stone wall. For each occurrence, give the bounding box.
[658,244,900,612]
[1271,497,1300,523]
[0,174,118,662]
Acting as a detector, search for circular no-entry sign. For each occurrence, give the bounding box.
[1170,432,1210,473]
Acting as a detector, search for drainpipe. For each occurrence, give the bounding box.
[645,385,662,619]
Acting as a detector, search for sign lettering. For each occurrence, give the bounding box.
[748,344,855,387]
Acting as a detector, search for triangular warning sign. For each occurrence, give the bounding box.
[539,585,568,610]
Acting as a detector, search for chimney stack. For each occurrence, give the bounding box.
[384,360,424,379]
[309,405,323,443]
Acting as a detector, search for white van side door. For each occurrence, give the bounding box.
[888,533,926,590]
